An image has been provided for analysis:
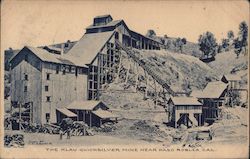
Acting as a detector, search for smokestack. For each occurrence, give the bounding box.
[61,43,64,56]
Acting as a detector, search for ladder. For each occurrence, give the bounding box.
[116,41,175,96]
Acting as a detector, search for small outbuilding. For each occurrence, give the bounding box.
[221,74,241,90]
[168,96,203,128]
[57,100,118,127]
[192,81,228,122]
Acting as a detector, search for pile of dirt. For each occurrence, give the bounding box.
[210,107,248,144]
[4,134,25,147]
[92,122,117,133]
[129,120,168,142]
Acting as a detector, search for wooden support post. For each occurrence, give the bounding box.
[83,111,85,123]
[154,79,157,108]
[105,54,108,84]
[199,114,201,126]
[89,112,92,128]
[10,101,13,114]
[97,54,101,99]
[116,51,122,83]
[77,111,79,121]
[29,102,32,125]
[140,37,142,49]
[135,62,139,92]
[19,102,21,130]
[162,87,166,109]
[125,58,130,84]
[130,38,132,48]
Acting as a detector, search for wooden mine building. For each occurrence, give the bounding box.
[9,15,162,125]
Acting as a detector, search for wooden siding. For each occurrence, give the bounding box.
[41,62,88,124]
[10,50,42,124]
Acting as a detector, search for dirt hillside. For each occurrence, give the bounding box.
[137,49,218,92]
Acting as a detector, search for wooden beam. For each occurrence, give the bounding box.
[115,51,122,83]
[83,111,85,123]
[89,112,92,128]
[77,110,79,121]
[97,54,101,99]
[125,57,131,84]
[29,102,32,125]
[18,103,22,130]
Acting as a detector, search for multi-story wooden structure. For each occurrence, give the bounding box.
[9,15,162,125]
[10,46,88,124]
[64,14,162,100]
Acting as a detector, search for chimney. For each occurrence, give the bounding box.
[61,43,64,56]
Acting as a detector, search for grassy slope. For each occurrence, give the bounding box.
[208,51,248,76]
[154,36,203,57]
[139,49,217,92]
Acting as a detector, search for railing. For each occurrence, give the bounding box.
[116,40,175,95]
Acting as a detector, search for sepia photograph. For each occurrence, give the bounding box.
[0,0,249,158]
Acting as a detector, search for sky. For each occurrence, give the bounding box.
[1,0,249,53]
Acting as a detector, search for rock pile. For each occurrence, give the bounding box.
[4,134,24,147]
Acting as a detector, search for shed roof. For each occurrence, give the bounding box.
[56,108,77,117]
[198,81,228,99]
[170,97,202,106]
[222,74,241,81]
[66,100,106,110]
[65,31,115,65]
[92,109,118,119]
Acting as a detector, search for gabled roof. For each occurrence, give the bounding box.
[222,74,241,81]
[170,97,202,106]
[10,46,86,67]
[92,109,118,119]
[65,31,115,66]
[66,100,107,110]
[86,20,122,29]
[198,81,228,99]
[190,90,203,98]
